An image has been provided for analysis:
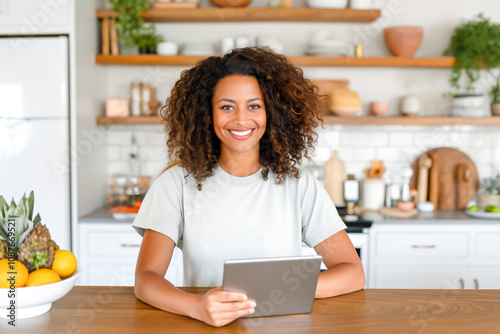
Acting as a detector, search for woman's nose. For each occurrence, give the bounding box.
[233,108,248,125]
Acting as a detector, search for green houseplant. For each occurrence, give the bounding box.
[134,26,164,54]
[490,76,500,115]
[108,0,163,53]
[443,13,500,117]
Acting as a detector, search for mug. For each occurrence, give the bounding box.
[400,95,420,116]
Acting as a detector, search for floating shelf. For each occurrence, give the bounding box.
[323,116,500,126]
[95,8,381,23]
[95,55,456,68]
[97,116,500,126]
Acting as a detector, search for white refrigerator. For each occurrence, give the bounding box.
[0,35,71,250]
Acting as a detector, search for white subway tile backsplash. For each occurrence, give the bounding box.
[107,125,500,183]
[388,132,414,146]
[140,146,167,162]
[108,161,130,176]
[354,147,377,161]
[340,131,388,146]
[107,129,132,145]
[108,146,120,161]
[376,147,403,162]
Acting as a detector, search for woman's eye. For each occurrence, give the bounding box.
[221,105,233,111]
[249,104,261,110]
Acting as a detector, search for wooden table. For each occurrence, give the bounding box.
[2,287,499,333]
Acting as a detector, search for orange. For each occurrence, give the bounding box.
[0,259,29,288]
[51,250,77,278]
[25,268,61,287]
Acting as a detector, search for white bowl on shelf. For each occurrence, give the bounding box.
[0,268,80,319]
[308,0,348,9]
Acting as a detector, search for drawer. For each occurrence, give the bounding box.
[475,233,500,258]
[86,230,143,257]
[376,233,468,258]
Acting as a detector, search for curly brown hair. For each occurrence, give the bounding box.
[162,47,322,190]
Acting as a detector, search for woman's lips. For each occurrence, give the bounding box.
[228,128,254,139]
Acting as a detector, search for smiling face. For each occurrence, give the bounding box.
[212,74,267,163]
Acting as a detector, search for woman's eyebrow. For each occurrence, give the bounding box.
[216,97,263,103]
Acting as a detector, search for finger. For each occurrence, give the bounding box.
[217,305,256,322]
[218,300,257,314]
[209,287,248,303]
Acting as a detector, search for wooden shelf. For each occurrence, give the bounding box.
[323,116,500,126]
[97,115,500,126]
[95,55,456,68]
[95,8,380,23]
[97,116,163,125]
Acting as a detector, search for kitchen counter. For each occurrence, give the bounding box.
[3,287,499,333]
[362,209,500,224]
[81,206,495,224]
[79,206,134,223]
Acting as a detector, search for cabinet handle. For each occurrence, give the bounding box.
[411,245,436,249]
[459,278,464,289]
[121,243,141,248]
[474,279,479,289]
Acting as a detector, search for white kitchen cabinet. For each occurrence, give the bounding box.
[368,222,500,289]
[78,222,183,286]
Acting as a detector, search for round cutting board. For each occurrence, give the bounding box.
[409,147,479,211]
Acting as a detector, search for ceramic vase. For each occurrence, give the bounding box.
[491,102,500,116]
[383,26,423,57]
[210,0,252,7]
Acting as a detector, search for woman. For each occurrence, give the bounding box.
[133,47,364,327]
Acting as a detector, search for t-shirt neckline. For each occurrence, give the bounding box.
[215,164,263,185]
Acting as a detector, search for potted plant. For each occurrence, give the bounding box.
[443,13,500,117]
[490,75,500,116]
[109,0,163,53]
[477,174,500,212]
[135,26,164,54]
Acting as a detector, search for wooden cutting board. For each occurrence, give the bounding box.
[409,148,479,211]
[311,79,350,115]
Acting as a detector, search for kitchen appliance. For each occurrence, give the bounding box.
[0,36,71,249]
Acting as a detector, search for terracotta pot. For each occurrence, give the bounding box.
[491,102,500,116]
[370,101,388,116]
[383,26,423,57]
[210,0,252,7]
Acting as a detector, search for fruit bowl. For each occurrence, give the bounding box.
[0,267,80,319]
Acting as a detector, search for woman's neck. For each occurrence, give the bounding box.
[218,152,261,177]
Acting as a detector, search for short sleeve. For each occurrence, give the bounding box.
[299,171,346,248]
[132,166,184,246]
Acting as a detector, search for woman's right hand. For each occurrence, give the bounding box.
[195,286,256,327]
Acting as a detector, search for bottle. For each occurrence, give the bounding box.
[324,151,347,205]
[130,82,141,116]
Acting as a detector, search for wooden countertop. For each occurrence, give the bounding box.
[3,287,500,333]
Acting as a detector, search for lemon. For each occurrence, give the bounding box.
[25,268,61,287]
[0,259,29,288]
[51,250,77,278]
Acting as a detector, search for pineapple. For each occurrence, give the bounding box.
[0,240,8,260]
[17,223,59,272]
[0,192,59,272]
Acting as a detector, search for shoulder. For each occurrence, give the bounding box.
[151,164,189,192]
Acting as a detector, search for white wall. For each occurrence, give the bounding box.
[86,0,500,204]
[76,0,109,216]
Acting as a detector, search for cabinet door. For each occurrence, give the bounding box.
[78,224,183,286]
[469,267,500,289]
[372,266,468,289]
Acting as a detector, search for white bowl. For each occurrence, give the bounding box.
[308,0,348,9]
[0,267,80,319]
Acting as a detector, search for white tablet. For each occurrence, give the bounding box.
[222,255,322,318]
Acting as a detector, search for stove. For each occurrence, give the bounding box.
[336,205,373,233]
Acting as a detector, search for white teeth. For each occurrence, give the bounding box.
[229,129,252,136]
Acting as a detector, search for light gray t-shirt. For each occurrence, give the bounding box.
[132,164,346,287]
